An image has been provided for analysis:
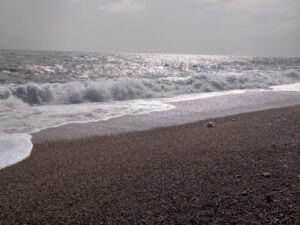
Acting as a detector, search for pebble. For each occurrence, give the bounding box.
[205,121,216,128]
[262,172,271,178]
[265,195,273,203]
[241,191,248,196]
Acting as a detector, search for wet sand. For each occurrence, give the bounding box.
[0,106,299,224]
[33,90,300,142]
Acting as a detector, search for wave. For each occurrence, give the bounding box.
[0,71,299,106]
[0,67,20,73]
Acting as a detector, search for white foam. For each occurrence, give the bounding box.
[1,70,299,105]
[0,133,33,170]
[163,89,247,102]
[164,83,300,103]
[0,99,175,134]
[0,98,175,170]
[271,82,300,92]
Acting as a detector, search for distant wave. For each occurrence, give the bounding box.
[0,71,299,106]
[0,67,20,73]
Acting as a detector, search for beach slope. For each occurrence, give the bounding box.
[0,106,299,224]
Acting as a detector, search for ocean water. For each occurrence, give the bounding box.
[0,49,300,169]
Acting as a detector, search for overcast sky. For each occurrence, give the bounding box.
[0,0,299,56]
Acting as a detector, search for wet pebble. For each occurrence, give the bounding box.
[205,121,216,128]
[265,195,274,203]
[262,172,271,178]
[241,191,248,196]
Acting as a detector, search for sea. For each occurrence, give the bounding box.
[0,49,300,169]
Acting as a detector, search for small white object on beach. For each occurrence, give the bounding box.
[205,121,216,128]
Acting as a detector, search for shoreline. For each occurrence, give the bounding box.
[0,105,299,224]
[32,90,300,143]
[2,88,299,170]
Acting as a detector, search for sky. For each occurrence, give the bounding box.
[0,0,299,56]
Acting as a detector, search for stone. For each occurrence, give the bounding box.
[205,121,216,128]
[241,191,248,196]
[262,172,271,178]
[265,195,274,203]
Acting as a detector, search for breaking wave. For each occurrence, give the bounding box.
[1,71,299,106]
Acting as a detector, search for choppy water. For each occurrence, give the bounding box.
[1,50,300,105]
[0,49,300,169]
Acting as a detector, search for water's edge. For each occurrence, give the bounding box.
[32,89,300,143]
[1,85,300,170]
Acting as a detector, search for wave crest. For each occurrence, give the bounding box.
[0,71,299,105]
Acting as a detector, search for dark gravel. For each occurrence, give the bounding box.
[0,106,299,225]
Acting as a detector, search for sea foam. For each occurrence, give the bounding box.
[0,133,33,169]
[0,70,299,106]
